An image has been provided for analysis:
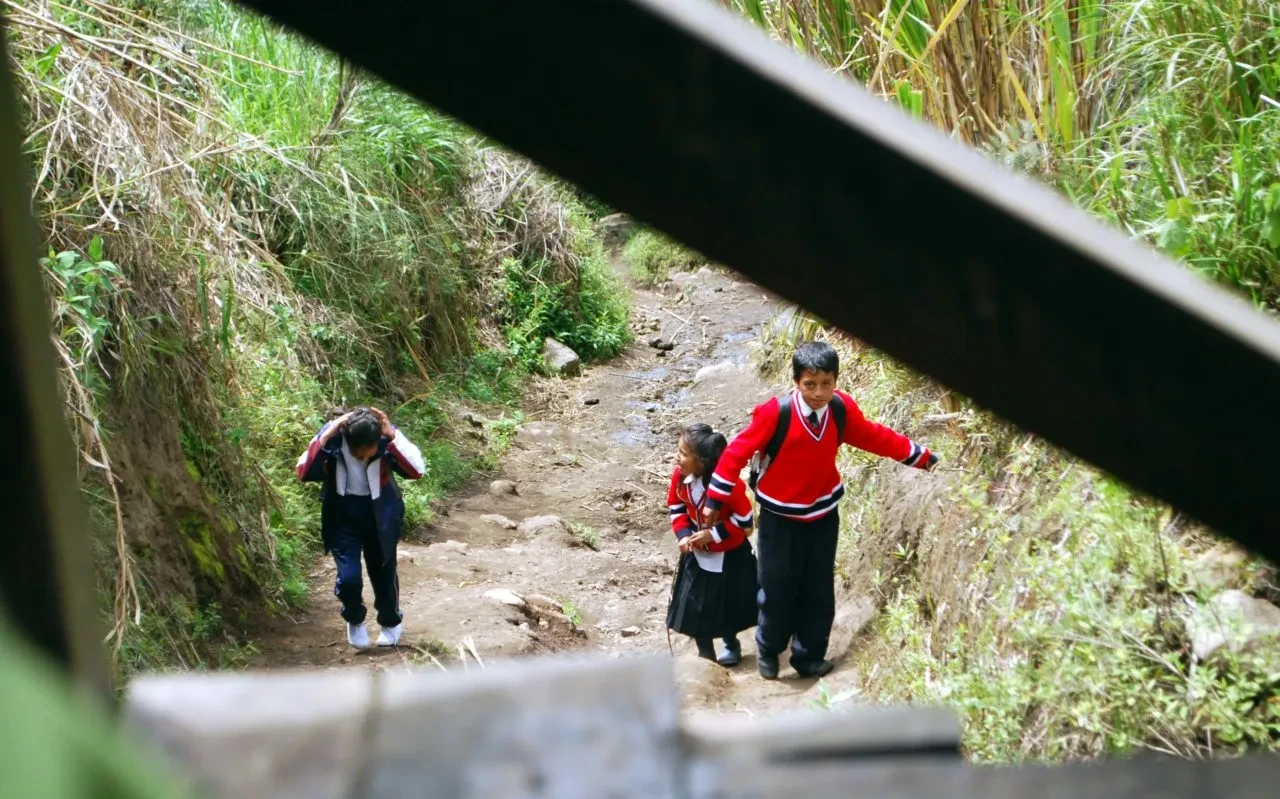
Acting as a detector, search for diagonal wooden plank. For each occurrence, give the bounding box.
[235,0,1280,561]
[0,17,108,691]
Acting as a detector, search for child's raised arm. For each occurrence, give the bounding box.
[839,391,936,470]
[296,417,344,482]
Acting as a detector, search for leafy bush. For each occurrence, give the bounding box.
[622,229,704,285]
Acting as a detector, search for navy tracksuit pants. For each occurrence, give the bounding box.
[754,508,839,669]
[332,494,402,627]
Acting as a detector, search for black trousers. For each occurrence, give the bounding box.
[754,508,839,669]
[331,495,402,627]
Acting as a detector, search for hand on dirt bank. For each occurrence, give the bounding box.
[370,407,395,437]
[689,529,714,550]
[321,412,352,443]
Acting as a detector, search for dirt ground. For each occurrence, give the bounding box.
[252,260,879,718]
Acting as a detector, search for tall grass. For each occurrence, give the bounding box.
[9,0,627,680]
[722,0,1280,306]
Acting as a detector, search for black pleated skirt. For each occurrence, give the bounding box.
[666,540,759,639]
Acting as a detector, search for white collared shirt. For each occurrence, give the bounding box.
[339,440,373,496]
[795,390,829,425]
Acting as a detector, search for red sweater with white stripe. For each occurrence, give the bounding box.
[667,467,753,553]
[706,389,931,521]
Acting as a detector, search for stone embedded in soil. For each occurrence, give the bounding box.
[489,479,518,497]
[1192,545,1251,592]
[484,588,527,609]
[620,626,641,638]
[542,337,582,377]
[480,514,519,530]
[1189,589,1280,661]
[583,396,601,406]
[463,412,486,428]
[517,515,570,540]
[429,540,469,554]
[648,337,676,352]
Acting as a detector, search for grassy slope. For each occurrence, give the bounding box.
[728,0,1280,760]
[11,0,627,681]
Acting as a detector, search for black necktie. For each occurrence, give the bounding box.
[807,410,819,429]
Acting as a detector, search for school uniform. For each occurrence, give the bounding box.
[705,389,933,673]
[665,467,759,645]
[296,422,426,628]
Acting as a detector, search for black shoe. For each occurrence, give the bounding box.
[794,659,835,679]
[695,638,717,661]
[757,653,780,680]
[716,639,742,667]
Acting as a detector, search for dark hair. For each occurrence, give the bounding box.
[682,422,727,482]
[792,341,839,381]
[344,407,381,448]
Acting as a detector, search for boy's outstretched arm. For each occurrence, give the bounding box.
[704,400,778,523]
[839,391,937,470]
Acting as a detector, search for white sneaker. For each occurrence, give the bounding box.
[347,622,370,650]
[376,623,403,647]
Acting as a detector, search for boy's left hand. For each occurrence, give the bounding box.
[370,407,395,438]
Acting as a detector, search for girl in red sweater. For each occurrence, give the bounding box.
[665,423,759,667]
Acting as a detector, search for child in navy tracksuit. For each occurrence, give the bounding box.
[666,423,759,666]
[703,342,938,679]
[296,406,425,650]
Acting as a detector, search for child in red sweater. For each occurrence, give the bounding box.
[666,423,759,667]
[704,342,937,679]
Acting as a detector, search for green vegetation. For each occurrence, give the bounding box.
[567,522,601,551]
[621,229,705,285]
[10,0,627,682]
[766,317,1280,760]
[723,0,1280,307]
[733,0,1280,762]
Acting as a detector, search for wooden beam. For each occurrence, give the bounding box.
[232,0,1280,560]
[0,20,108,691]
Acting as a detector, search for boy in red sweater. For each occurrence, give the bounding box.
[703,341,937,679]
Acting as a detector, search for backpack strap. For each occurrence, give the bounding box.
[764,392,793,466]
[749,393,793,491]
[830,393,847,442]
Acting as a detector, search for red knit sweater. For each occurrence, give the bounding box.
[707,389,931,521]
[667,466,753,553]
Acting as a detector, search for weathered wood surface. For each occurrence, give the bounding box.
[235,0,1280,564]
[0,15,106,692]
[126,656,1279,798]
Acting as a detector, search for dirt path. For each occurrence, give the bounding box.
[253,261,872,718]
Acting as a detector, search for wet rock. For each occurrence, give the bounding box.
[480,514,519,530]
[620,626,641,638]
[583,396,601,406]
[484,589,527,609]
[463,412,486,428]
[694,361,742,385]
[429,540,469,555]
[648,337,676,352]
[489,480,518,497]
[1189,590,1280,661]
[542,338,582,377]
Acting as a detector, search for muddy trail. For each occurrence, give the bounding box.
[254,261,877,719]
